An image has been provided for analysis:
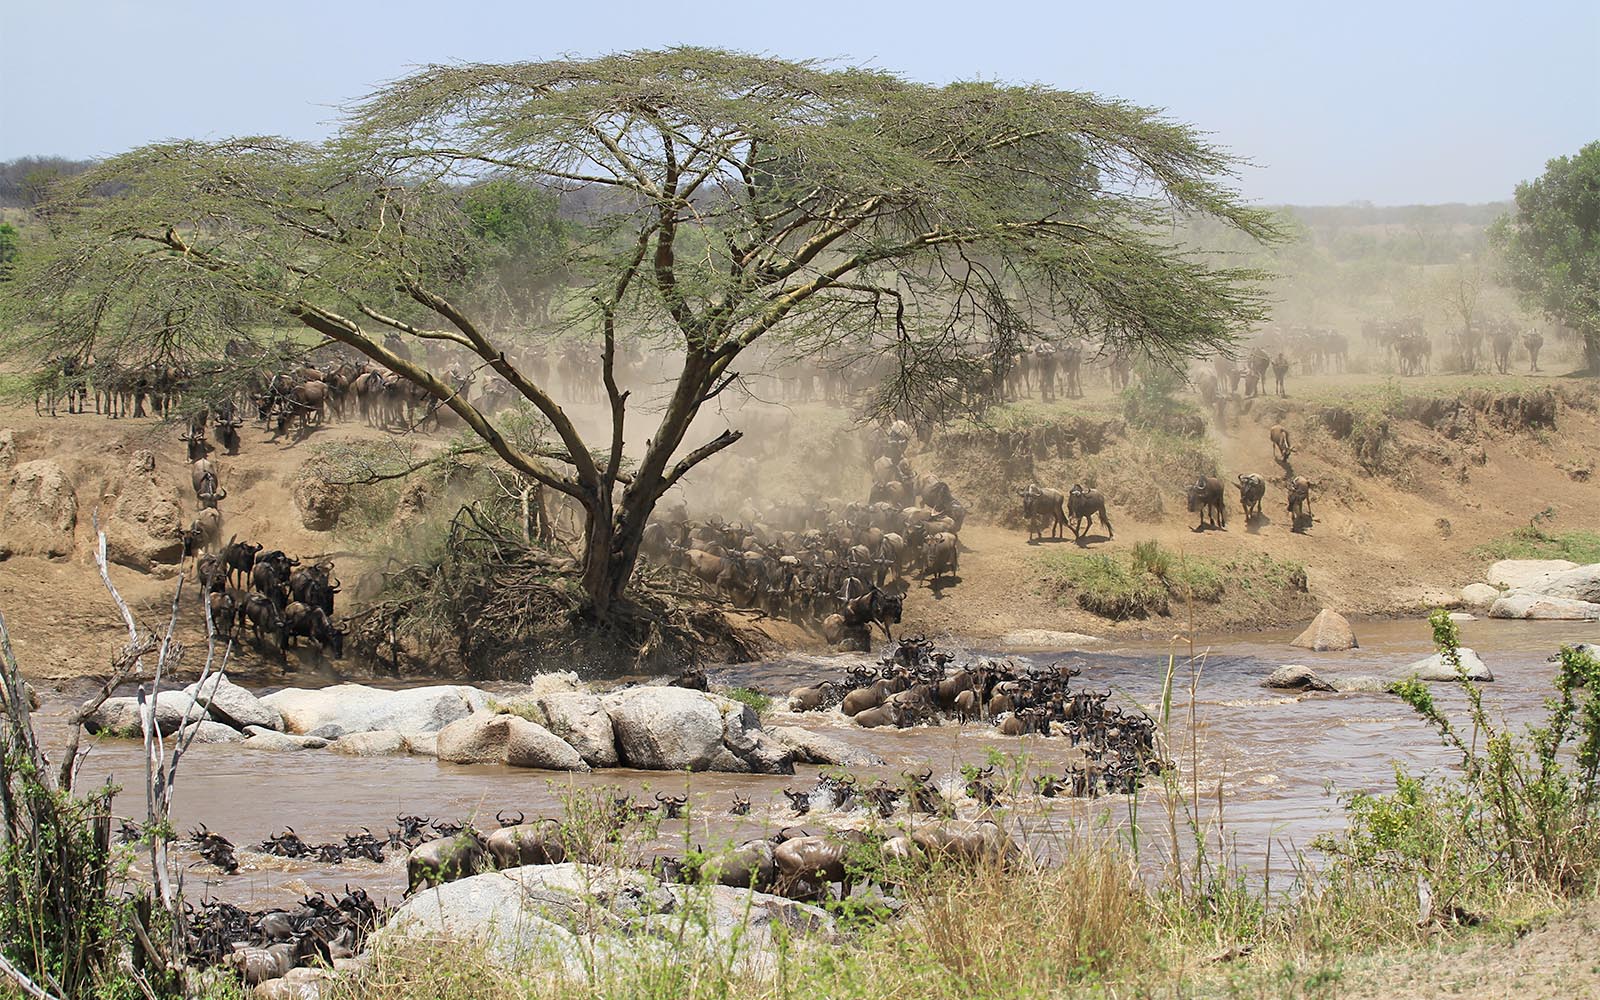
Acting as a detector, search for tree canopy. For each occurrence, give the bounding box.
[1490,141,1600,373]
[0,48,1281,615]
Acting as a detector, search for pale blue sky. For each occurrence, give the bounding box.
[2,0,1595,204]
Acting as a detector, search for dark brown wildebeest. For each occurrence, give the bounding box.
[221,537,263,590]
[406,829,491,895]
[1186,476,1226,531]
[1017,484,1068,541]
[1066,485,1113,541]
[1236,473,1266,522]
[1271,352,1290,397]
[1523,331,1544,372]
[1270,424,1292,463]
[241,592,286,655]
[1287,476,1314,531]
[922,531,959,583]
[282,601,346,658]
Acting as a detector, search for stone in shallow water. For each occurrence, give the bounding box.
[1290,608,1357,651]
[1407,648,1493,682]
[1261,665,1335,692]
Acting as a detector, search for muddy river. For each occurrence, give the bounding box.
[32,617,1596,909]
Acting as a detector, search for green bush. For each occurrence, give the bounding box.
[722,687,773,718]
[1318,611,1600,916]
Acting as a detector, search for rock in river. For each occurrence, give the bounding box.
[604,687,794,774]
[260,683,490,737]
[1290,608,1358,651]
[1262,665,1335,692]
[435,712,588,771]
[535,692,620,768]
[1488,590,1600,621]
[185,673,283,731]
[87,691,203,737]
[1407,648,1493,682]
[767,725,886,766]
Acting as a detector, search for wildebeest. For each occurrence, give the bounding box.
[824,585,903,644]
[1066,485,1113,541]
[1271,352,1290,396]
[484,820,566,869]
[923,531,959,583]
[282,601,345,658]
[206,591,238,641]
[1287,476,1314,531]
[289,560,340,616]
[1017,484,1068,541]
[1186,477,1226,530]
[1270,424,1292,463]
[697,838,778,892]
[241,592,287,655]
[772,834,859,901]
[191,458,226,509]
[221,538,263,590]
[1236,473,1266,522]
[406,829,491,895]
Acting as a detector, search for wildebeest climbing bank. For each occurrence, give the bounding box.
[2,34,1600,1000]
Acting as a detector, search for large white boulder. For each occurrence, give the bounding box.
[185,673,283,731]
[374,864,832,975]
[504,717,589,771]
[260,684,490,737]
[1459,583,1502,609]
[177,720,245,744]
[767,726,887,767]
[1486,559,1576,590]
[1523,564,1600,604]
[604,687,794,774]
[0,459,77,559]
[1290,609,1358,651]
[1407,648,1493,682]
[86,691,204,737]
[1487,590,1600,621]
[435,712,588,771]
[535,692,619,768]
[240,727,329,751]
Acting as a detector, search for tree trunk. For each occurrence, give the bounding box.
[1586,332,1600,376]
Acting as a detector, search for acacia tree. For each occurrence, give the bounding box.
[1490,141,1600,375]
[2,49,1278,618]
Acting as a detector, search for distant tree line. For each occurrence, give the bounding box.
[0,156,96,207]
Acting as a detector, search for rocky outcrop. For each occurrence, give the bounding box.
[0,459,77,559]
[177,720,245,744]
[1407,648,1494,682]
[1486,559,1577,590]
[1488,591,1600,621]
[1290,608,1358,651]
[86,691,203,737]
[767,725,886,767]
[1460,583,1501,609]
[1524,564,1600,605]
[435,712,588,771]
[373,863,832,976]
[604,688,795,774]
[260,684,490,737]
[330,730,411,757]
[534,692,619,768]
[104,452,186,571]
[185,673,284,731]
[0,429,15,472]
[240,727,331,752]
[1262,665,1336,692]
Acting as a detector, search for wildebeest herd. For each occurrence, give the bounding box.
[193,541,346,662]
[644,420,966,647]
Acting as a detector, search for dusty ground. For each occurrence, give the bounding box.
[1,365,1597,686]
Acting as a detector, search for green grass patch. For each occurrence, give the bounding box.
[1039,543,1304,620]
[721,686,773,718]
[1473,523,1600,565]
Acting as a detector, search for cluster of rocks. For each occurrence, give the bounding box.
[85,674,878,777]
[1464,559,1600,621]
[1268,604,1503,693]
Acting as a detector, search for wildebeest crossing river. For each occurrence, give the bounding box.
[34,617,1595,910]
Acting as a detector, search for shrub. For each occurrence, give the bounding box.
[722,687,773,718]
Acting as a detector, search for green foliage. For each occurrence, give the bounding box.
[721,687,772,718]
[1121,362,1205,436]
[1490,141,1600,373]
[1038,544,1285,619]
[1472,520,1600,565]
[0,221,18,279]
[1321,612,1600,918]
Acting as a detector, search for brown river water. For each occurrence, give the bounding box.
[32,617,1597,910]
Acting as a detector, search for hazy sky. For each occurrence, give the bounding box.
[3,0,1595,205]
